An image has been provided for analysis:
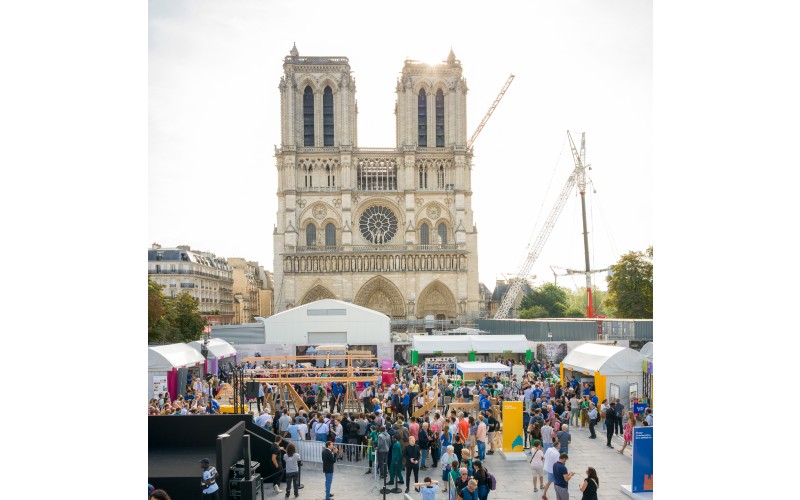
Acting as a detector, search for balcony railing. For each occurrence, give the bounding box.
[148,269,233,282]
[290,243,466,254]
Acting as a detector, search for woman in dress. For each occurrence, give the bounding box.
[619,411,634,453]
[439,445,456,492]
[579,467,599,500]
[529,439,545,493]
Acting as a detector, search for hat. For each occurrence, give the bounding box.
[376,409,383,413]
[199,458,211,465]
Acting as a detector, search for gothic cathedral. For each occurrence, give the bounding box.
[273,44,480,324]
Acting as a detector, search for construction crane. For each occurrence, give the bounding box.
[466,74,514,150]
[494,130,589,319]
[550,265,609,316]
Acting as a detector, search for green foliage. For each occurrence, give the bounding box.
[148,279,206,343]
[519,305,549,319]
[519,282,571,318]
[604,246,653,319]
[564,307,586,318]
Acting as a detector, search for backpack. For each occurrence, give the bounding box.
[488,471,497,491]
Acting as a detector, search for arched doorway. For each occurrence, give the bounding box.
[416,280,457,319]
[353,276,406,319]
[300,284,336,305]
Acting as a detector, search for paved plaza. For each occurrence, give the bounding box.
[275,425,649,500]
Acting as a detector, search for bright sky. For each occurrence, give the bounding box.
[149,0,652,293]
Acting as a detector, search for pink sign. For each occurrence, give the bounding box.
[381,359,395,385]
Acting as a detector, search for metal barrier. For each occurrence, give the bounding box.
[287,439,371,470]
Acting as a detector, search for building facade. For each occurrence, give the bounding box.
[229,258,274,324]
[272,45,480,323]
[147,243,235,325]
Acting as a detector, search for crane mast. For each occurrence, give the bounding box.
[568,131,597,317]
[467,74,515,150]
[494,131,591,319]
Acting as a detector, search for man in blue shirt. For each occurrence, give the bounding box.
[552,453,574,500]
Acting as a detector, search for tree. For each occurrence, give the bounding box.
[170,292,207,343]
[148,279,172,343]
[519,282,571,318]
[604,246,653,318]
[519,305,549,319]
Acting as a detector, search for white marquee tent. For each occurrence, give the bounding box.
[639,342,653,360]
[148,343,206,401]
[560,343,645,411]
[456,361,511,373]
[413,334,528,354]
[187,338,238,375]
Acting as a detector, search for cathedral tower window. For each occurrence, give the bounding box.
[418,89,427,147]
[437,165,445,189]
[438,223,447,245]
[306,224,316,246]
[326,165,334,187]
[303,86,314,146]
[435,89,445,147]
[419,164,428,189]
[325,223,336,247]
[323,86,334,146]
[304,163,313,187]
[420,223,429,245]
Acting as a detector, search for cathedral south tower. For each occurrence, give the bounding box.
[273,45,479,324]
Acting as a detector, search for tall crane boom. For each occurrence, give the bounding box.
[494,169,578,319]
[466,74,514,149]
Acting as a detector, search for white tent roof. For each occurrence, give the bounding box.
[187,338,237,359]
[561,343,645,376]
[412,334,528,354]
[639,342,653,360]
[149,343,206,371]
[413,335,473,354]
[456,361,511,373]
[470,335,528,353]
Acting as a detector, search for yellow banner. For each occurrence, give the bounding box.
[502,401,524,452]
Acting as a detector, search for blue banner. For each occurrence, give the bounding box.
[633,403,648,414]
[631,427,653,492]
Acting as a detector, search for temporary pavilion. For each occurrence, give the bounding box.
[559,343,645,411]
[148,343,206,401]
[412,334,529,361]
[187,338,238,375]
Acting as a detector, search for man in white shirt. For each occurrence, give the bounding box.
[199,457,220,499]
[541,439,561,500]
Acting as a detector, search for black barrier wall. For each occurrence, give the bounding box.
[217,421,246,499]
[148,414,251,447]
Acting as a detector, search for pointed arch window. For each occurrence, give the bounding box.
[437,165,445,189]
[435,89,445,147]
[326,165,334,187]
[323,86,334,146]
[438,223,447,245]
[418,164,428,189]
[306,224,317,247]
[418,89,427,147]
[304,163,313,187]
[420,223,430,245]
[303,86,314,146]
[325,223,336,247]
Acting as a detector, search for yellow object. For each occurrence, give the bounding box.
[502,401,524,452]
[594,372,607,405]
[559,363,564,386]
[219,405,237,414]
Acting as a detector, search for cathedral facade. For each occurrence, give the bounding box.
[272,44,480,323]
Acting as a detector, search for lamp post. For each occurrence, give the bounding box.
[201,325,211,400]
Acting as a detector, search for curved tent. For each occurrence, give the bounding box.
[560,343,645,413]
[187,338,238,376]
[470,335,527,354]
[456,361,511,373]
[561,343,644,376]
[148,343,205,401]
[413,334,528,354]
[639,342,653,360]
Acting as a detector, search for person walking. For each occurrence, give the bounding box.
[283,442,301,498]
[552,453,575,500]
[587,405,598,439]
[541,439,561,500]
[619,412,634,454]
[486,409,499,455]
[529,439,545,493]
[556,424,571,455]
[418,421,431,470]
[569,394,580,427]
[613,399,625,435]
[578,467,599,500]
[199,458,220,499]
[541,420,554,452]
[475,415,488,461]
[404,436,422,493]
[321,440,338,500]
[271,436,285,494]
[604,404,616,449]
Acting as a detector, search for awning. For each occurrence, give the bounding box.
[412,334,529,354]
[456,362,511,373]
[560,343,645,376]
[187,338,237,360]
[469,335,528,353]
[639,342,653,360]
[148,343,206,371]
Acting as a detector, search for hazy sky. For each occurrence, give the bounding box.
[149,0,652,292]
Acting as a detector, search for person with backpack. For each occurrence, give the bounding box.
[472,459,492,500]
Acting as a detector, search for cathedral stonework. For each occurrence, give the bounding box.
[273,45,480,322]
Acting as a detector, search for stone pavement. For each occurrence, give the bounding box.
[265,424,644,500]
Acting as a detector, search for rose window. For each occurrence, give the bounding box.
[359,205,398,244]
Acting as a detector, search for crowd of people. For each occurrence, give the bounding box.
[148,355,651,500]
